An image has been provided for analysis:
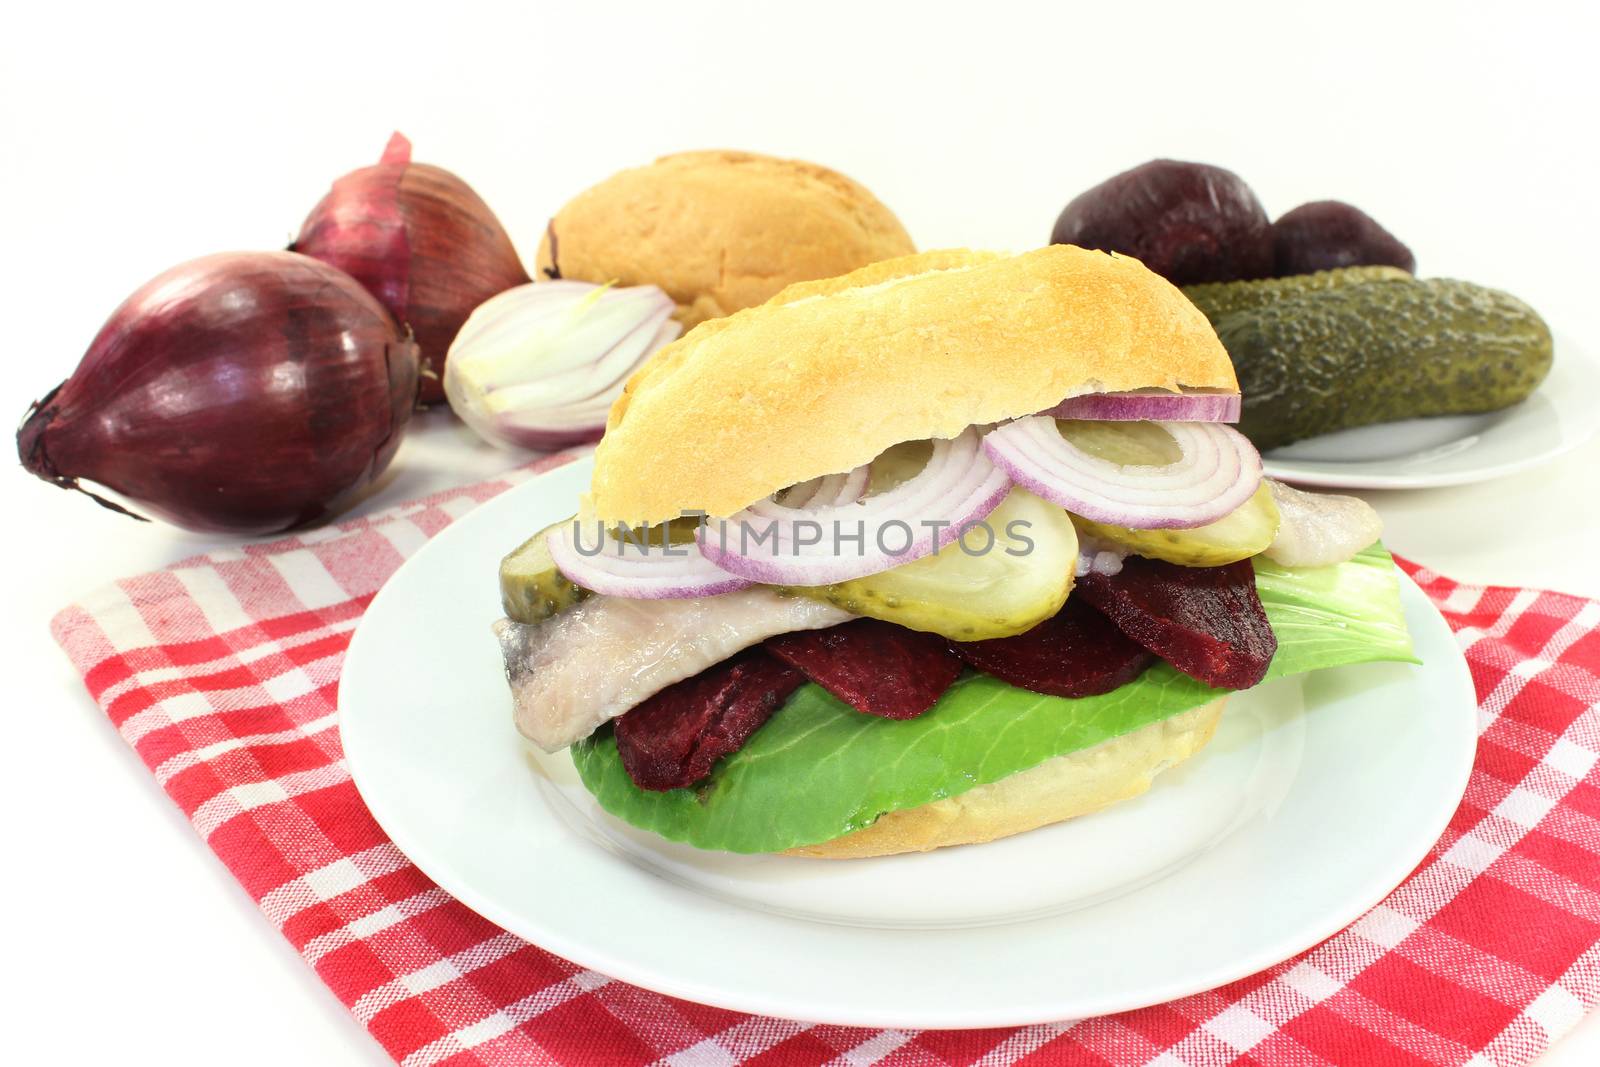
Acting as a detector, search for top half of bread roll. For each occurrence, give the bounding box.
[588,246,1237,524]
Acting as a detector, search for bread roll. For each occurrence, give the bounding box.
[535,150,914,330]
[787,698,1226,859]
[590,246,1237,523]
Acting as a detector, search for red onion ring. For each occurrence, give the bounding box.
[765,465,871,512]
[983,417,1261,529]
[548,521,753,599]
[1046,389,1241,423]
[697,429,1011,585]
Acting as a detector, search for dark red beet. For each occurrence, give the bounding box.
[1272,200,1416,276]
[766,619,963,720]
[1051,159,1273,284]
[951,598,1154,698]
[1076,557,1277,690]
[613,649,805,791]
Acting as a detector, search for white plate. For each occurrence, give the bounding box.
[1262,335,1598,489]
[341,456,1478,1028]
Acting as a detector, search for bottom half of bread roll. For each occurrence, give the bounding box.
[785,698,1226,859]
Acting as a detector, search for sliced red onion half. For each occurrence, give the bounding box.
[697,429,1011,586]
[444,280,681,450]
[983,417,1261,529]
[1047,389,1241,423]
[547,519,752,599]
[477,312,679,451]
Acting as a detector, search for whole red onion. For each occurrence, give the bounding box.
[18,251,419,534]
[292,133,530,404]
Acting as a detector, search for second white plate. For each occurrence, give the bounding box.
[1262,335,1597,489]
[341,457,1479,1028]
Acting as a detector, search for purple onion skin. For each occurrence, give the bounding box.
[1051,159,1274,285]
[18,251,419,534]
[1046,391,1241,423]
[292,134,531,405]
[1272,200,1416,276]
[492,424,606,451]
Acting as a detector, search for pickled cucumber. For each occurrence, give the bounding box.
[1057,418,1182,465]
[787,487,1078,641]
[1182,265,1412,320]
[1210,279,1553,450]
[500,514,720,623]
[1049,421,1278,566]
[1074,481,1279,567]
[500,521,589,624]
[865,440,936,492]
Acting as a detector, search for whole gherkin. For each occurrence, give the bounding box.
[1183,265,1413,320]
[1183,270,1553,451]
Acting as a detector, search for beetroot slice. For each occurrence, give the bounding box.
[613,649,805,791]
[1076,557,1277,690]
[950,598,1154,698]
[766,618,964,720]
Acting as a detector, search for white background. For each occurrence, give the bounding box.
[3,1,1598,1063]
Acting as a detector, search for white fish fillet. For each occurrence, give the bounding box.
[497,589,852,751]
[1263,480,1384,568]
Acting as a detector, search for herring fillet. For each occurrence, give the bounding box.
[497,589,852,751]
[1263,480,1384,568]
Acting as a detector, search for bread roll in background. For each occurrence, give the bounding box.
[535,150,915,329]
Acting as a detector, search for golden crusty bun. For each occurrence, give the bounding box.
[786,698,1225,859]
[534,150,914,329]
[589,246,1238,524]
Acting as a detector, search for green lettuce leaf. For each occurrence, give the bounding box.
[571,545,1416,853]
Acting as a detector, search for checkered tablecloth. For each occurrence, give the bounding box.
[50,453,1600,1066]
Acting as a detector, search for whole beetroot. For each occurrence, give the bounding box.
[1050,160,1273,285]
[1272,200,1416,276]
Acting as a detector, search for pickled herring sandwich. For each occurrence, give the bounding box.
[493,247,1417,858]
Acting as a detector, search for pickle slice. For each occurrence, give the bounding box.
[1074,481,1280,567]
[500,516,710,624]
[1056,418,1182,464]
[787,487,1078,641]
[499,520,589,624]
[1049,419,1279,566]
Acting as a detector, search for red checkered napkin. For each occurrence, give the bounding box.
[51,454,1600,1067]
